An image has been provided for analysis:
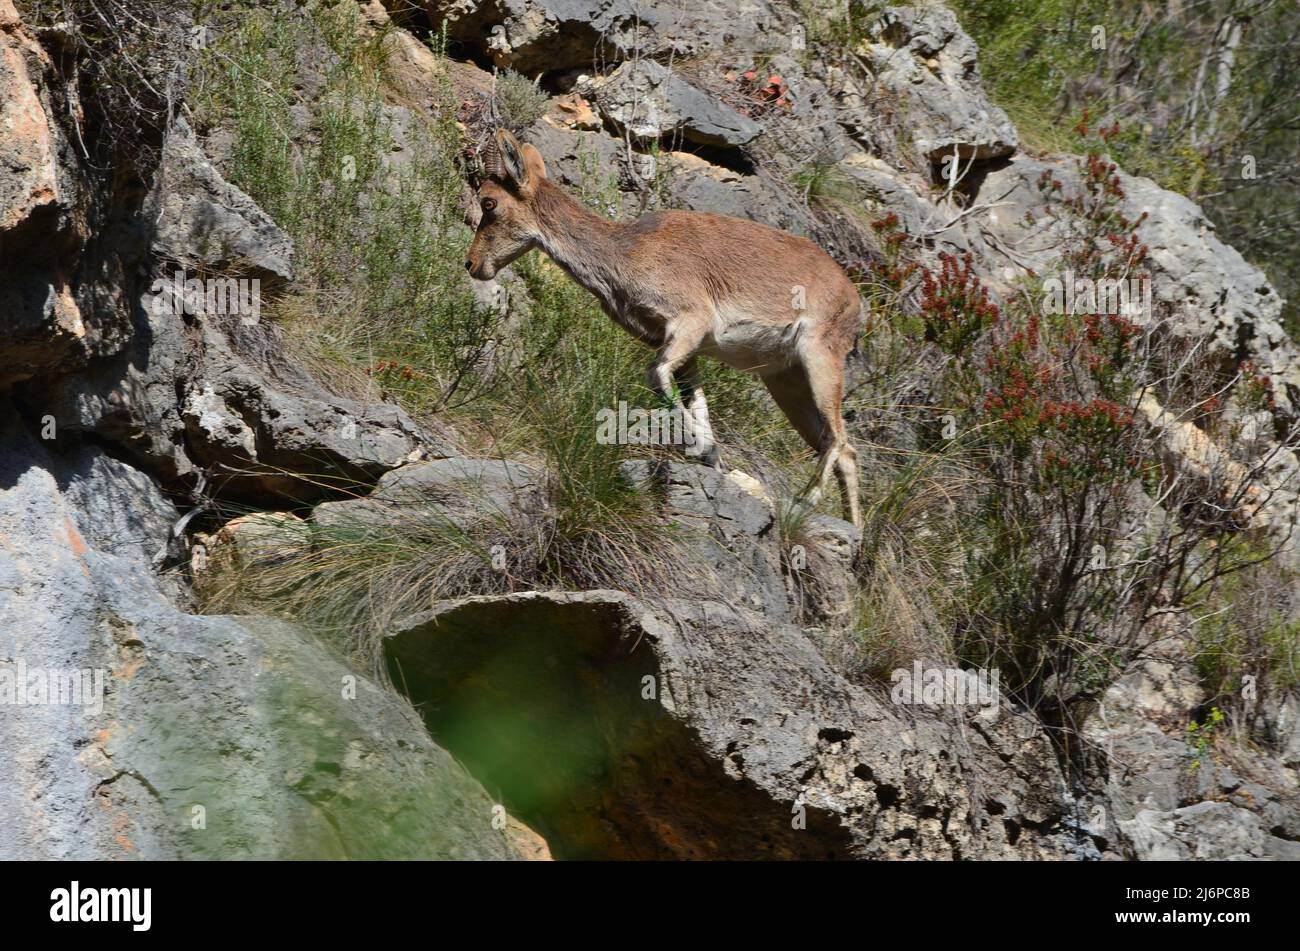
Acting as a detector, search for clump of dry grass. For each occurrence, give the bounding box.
[200,466,715,682]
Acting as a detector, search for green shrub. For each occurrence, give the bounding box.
[494,69,549,132]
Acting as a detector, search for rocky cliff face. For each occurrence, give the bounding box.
[0,0,522,859]
[1,0,1297,860]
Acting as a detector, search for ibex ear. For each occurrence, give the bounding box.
[494,129,533,194]
[521,143,548,182]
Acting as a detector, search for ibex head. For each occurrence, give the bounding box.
[466,129,549,280]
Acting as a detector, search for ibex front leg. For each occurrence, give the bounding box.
[646,324,716,466]
[674,357,722,468]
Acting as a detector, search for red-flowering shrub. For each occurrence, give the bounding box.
[1238,360,1278,411]
[919,251,1000,356]
[852,213,917,293]
[853,116,1295,772]
[1036,114,1151,278]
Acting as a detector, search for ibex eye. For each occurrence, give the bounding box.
[482,198,497,213]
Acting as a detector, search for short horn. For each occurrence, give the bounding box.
[481,136,504,179]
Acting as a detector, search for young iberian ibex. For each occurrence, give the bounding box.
[466,130,863,529]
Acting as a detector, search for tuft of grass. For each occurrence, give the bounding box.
[845,439,978,682]
[796,0,884,52]
[1191,537,1300,710]
[194,1,501,416]
[792,153,872,225]
[200,490,531,679]
[200,451,712,681]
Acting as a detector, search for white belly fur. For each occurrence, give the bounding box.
[703,310,806,376]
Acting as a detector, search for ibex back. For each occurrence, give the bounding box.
[467,130,863,529]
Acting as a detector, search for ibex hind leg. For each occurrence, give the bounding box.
[761,364,844,509]
[800,345,861,529]
[834,439,861,529]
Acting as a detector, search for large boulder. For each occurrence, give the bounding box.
[173,324,432,502]
[863,5,1019,164]
[146,117,293,283]
[620,459,790,619]
[386,589,1084,859]
[313,456,545,530]
[591,60,761,148]
[415,0,790,74]
[0,412,527,859]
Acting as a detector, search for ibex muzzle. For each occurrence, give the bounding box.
[467,129,864,529]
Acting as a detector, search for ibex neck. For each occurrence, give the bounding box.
[531,180,625,308]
